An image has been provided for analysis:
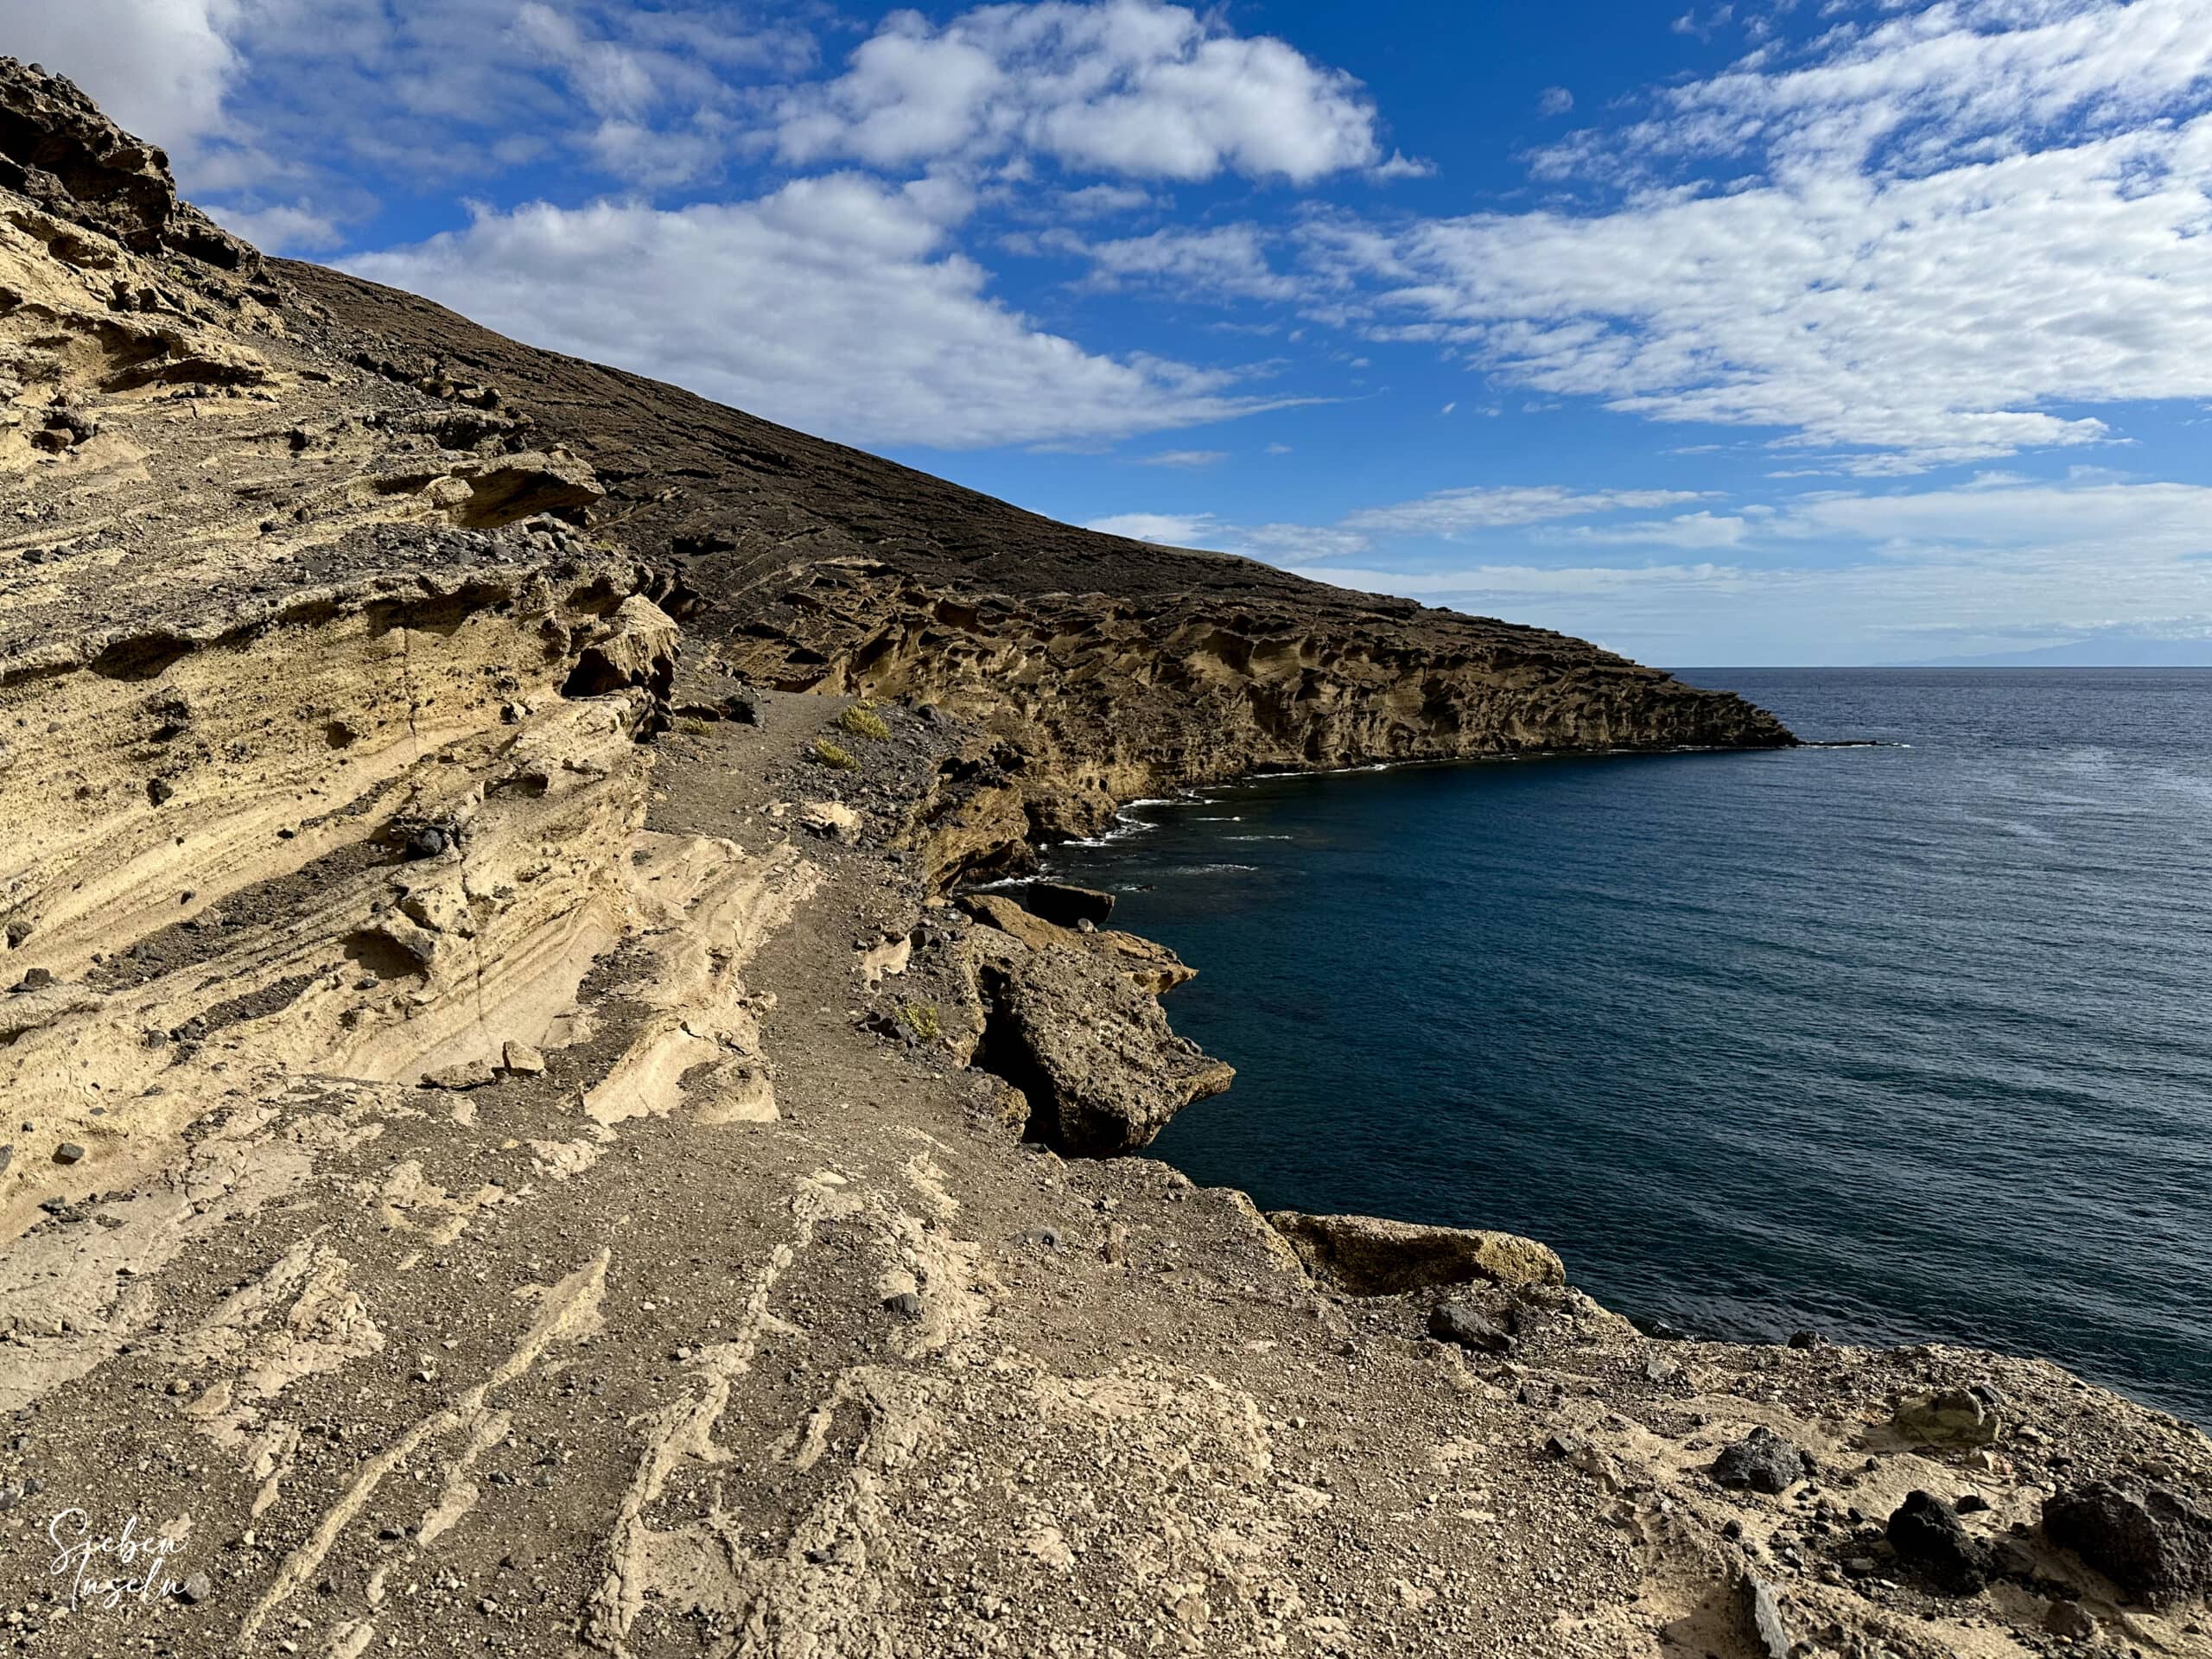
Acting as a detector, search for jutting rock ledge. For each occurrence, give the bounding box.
[0,58,2205,1659]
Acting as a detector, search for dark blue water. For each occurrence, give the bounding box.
[1048,670,2212,1423]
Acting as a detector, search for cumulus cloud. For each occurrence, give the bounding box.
[771,1,1386,182]
[0,0,243,152]
[344,176,1288,449]
[1537,86,1574,118]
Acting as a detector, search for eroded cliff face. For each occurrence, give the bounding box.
[1,62,2205,1659]
[699,563,1790,868]
[273,249,1791,878]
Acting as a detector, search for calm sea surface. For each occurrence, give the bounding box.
[1046,670,2212,1422]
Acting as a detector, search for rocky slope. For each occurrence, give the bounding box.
[1,58,2207,1659]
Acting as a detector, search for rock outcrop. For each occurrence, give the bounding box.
[1268,1211,1568,1295]
[1,61,2205,1659]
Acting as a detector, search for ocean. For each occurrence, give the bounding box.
[1043,669,2212,1424]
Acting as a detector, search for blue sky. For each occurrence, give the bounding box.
[11,0,2212,664]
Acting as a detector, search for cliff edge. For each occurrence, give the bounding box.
[1,60,2205,1659]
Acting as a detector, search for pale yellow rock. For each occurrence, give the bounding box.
[798,801,863,843]
[1266,1211,1567,1296]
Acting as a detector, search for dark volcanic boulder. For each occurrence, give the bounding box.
[1886,1491,1990,1593]
[1710,1427,1810,1495]
[2044,1480,2212,1605]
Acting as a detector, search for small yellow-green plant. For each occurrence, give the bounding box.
[810,736,859,770]
[900,1002,943,1042]
[837,702,891,741]
[676,716,710,736]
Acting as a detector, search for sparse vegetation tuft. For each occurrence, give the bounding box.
[900,1002,943,1042]
[837,702,891,741]
[810,736,859,770]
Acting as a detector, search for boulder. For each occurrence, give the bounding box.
[1264,1211,1566,1297]
[1886,1490,1990,1593]
[965,938,1231,1157]
[958,893,1195,993]
[1710,1427,1810,1495]
[1741,1576,1790,1659]
[1021,881,1116,928]
[2044,1480,2212,1605]
[1892,1386,2002,1447]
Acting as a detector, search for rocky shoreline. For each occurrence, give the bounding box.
[0,58,2206,1659]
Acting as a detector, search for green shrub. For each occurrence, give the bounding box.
[900,1003,943,1042]
[810,736,859,770]
[837,703,891,741]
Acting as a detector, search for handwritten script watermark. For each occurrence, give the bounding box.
[46,1509,186,1611]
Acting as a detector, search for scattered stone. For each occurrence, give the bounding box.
[405,826,448,860]
[1543,1432,1586,1459]
[1786,1329,1824,1350]
[500,1040,546,1076]
[10,967,54,992]
[2044,1480,2212,1605]
[1427,1302,1513,1354]
[798,801,863,844]
[2043,1599,2096,1640]
[51,1142,85,1165]
[1955,1492,1991,1514]
[883,1291,923,1319]
[176,1572,213,1605]
[1742,1575,1790,1659]
[1021,1226,1065,1250]
[1268,1211,1566,1296]
[1642,1354,1681,1384]
[1711,1427,1810,1495]
[1885,1490,1990,1593]
[1892,1385,2002,1447]
[421,1059,497,1091]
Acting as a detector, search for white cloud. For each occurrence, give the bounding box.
[1537,86,1574,118]
[1084,511,1225,544]
[344,176,1287,450]
[1287,562,1746,598]
[0,0,242,152]
[1044,222,1302,300]
[1275,476,2212,661]
[204,198,343,252]
[772,1,1386,182]
[1555,510,1752,549]
[1336,0,2212,472]
[1342,485,1713,537]
[1138,448,1227,467]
